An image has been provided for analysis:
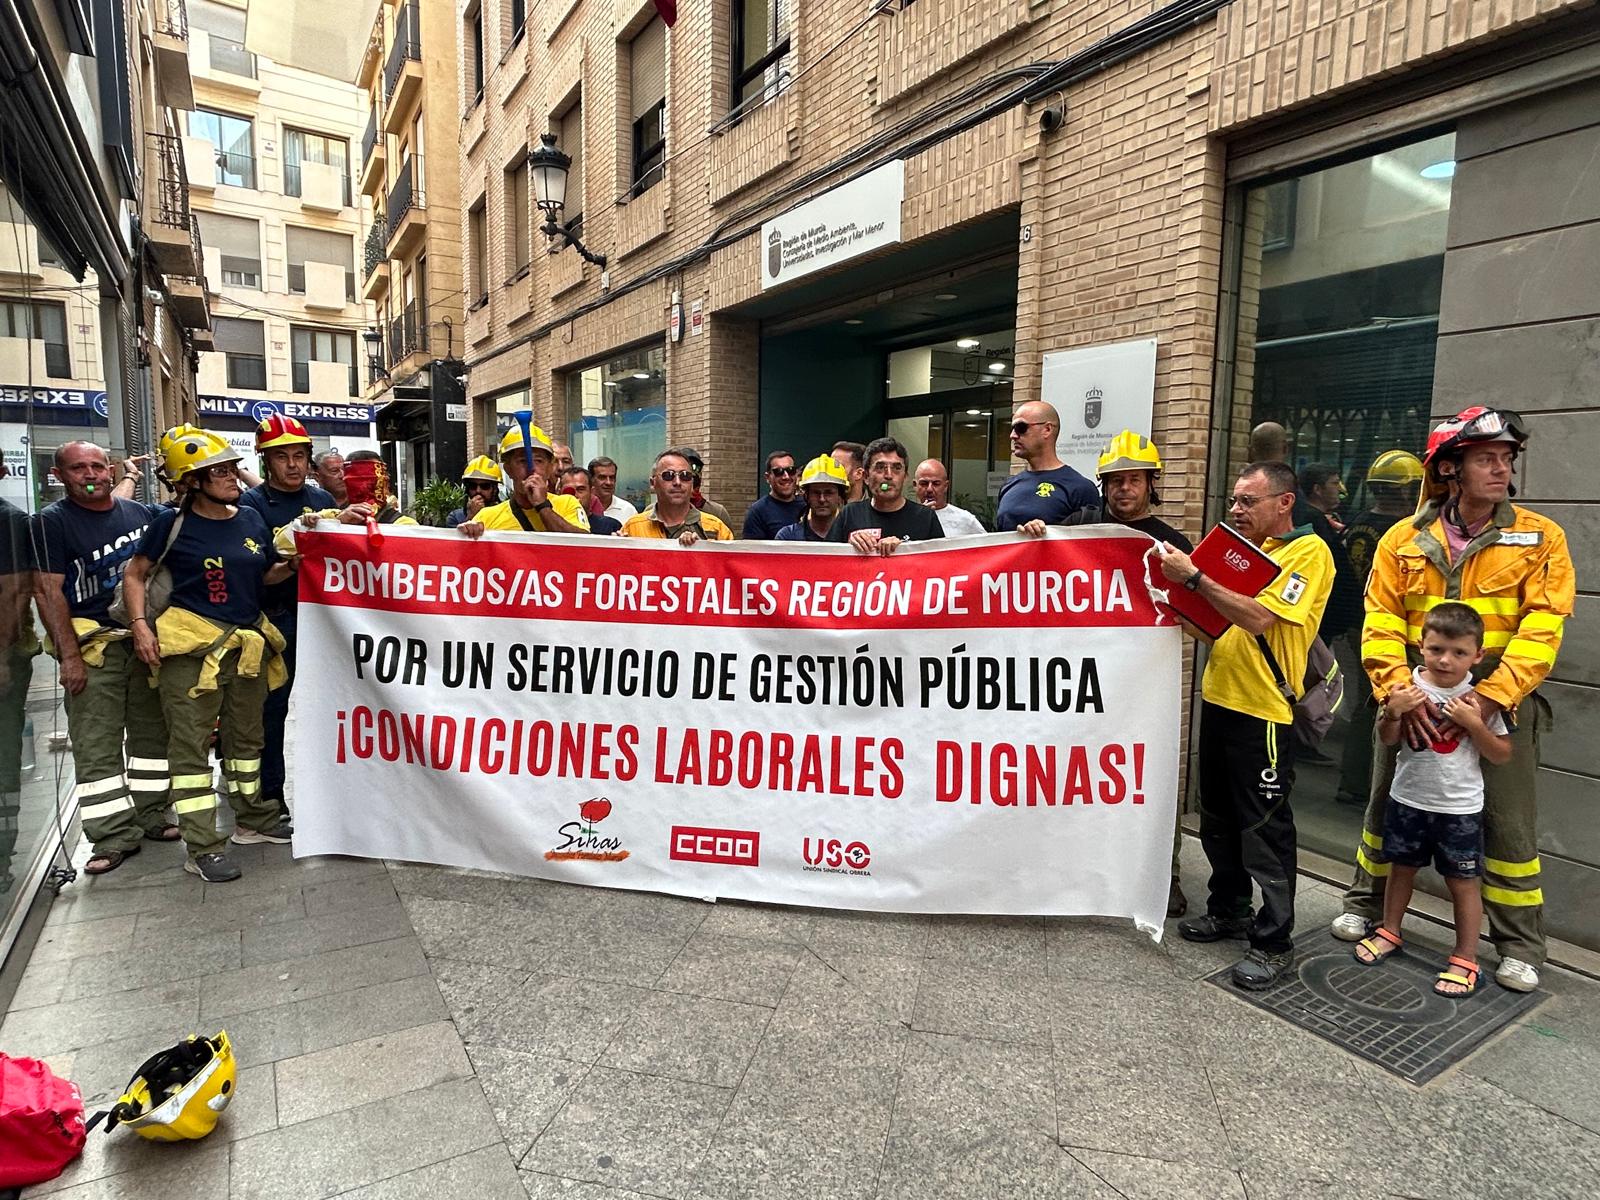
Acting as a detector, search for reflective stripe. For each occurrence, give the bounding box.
[128,778,168,793]
[79,796,135,820]
[1402,595,1521,616]
[172,772,216,790]
[1483,885,1543,907]
[232,778,260,796]
[1361,640,1401,662]
[224,758,261,772]
[1266,722,1278,771]
[127,756,169,771]
[1504,638,1558,666]
[1364,612,1408,634]
[1485,855,1541,878]
[1356,846,1391,877]
[1521,613,1566,633]
[1362,828,1383,850]
[75,774,127,799]
[172,794,218,815]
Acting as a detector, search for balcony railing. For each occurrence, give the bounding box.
[364,218,388,279]
[385,156,424,231]
[383,1,421,101]
[284,161,352,207]
[209,33,256,78]
[146,132,190,230]
[387,303,429,363]
[362,107,379,168]
[155,0,188,38]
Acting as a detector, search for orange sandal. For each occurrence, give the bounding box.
[1354,926,1402,964]
[1435,955,1479,998]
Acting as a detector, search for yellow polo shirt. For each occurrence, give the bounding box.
[1201,528,1335,724]
[477,494,590,533]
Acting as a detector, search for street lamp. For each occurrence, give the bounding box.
[528,132,606,268]
[362,326,389,383]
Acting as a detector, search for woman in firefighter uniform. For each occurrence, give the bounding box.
[1333,407,1574,992]
[123,431,296,883]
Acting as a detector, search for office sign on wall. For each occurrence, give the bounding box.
[1039,339,1158,481]
[760,161,905,290]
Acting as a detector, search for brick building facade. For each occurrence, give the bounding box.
[456,0,1600,950]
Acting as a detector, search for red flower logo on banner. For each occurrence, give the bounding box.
[579,798,612,826]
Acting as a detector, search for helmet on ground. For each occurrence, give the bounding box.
[1096,431,1163,478]
[87,1032,236,1142]
[255,414,313,453]
[798,454,849,491]
[1366,450,1424,487]
[462,454,502,483]
[499,419,554,460]
[1422,406,1528,469]
[165,430,242,480]
[157,424,207,479]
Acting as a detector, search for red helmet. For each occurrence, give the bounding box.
[1422,406,1527,468]
[255,413,313,452]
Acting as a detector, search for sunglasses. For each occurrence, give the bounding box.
[1011,421,1048,436]
[768,466,797,477]
[657,469,695,483]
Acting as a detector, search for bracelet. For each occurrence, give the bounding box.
[132,616,150,625]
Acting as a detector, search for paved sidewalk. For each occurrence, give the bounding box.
[3,831,1599,1199]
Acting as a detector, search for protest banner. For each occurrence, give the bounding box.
[291,525,1184,935]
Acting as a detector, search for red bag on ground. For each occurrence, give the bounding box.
[0,1053,86,1188]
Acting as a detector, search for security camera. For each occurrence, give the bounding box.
[1039,105,1065,135]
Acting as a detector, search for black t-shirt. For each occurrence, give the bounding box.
[1,498,33,579]
[1344,508,1405,580]
[826,500,944,543]
[137,506,279,628]
[238,482,334,613]
[30,497,163,622]
[1063,505,1194,553]
[995,465,1100,531]
[1293,496,1361,638]
[742,494,807,540]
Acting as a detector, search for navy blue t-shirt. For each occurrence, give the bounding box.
[137,506,278,629]
[994,466,1099,531]
[31,497,163,622]
[238,482,333,613]
[742,494,807,540]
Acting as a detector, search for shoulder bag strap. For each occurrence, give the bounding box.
[1254,634,1298,706]
[153,509,186,569]
[512,503,537,532]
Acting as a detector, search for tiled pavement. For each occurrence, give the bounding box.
[4,833,1599,1199]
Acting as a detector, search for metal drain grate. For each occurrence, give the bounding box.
[1205,930,1546,1084]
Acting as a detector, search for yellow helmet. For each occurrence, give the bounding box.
[164,429,242,480]
[156,424,207,480]
[87,1032,236,1142]
[1366,449,1424,487]
[798,454,849,490]
[462,454,503,483]
[1096,430,1163,477]
[499,419,554,460]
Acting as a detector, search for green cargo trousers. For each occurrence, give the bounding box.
[63,639,172,854]
[158,647,279,859]
[1341,697,1548,966]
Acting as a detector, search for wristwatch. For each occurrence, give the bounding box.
[533,500,553,513]
[1183,569,1204,592]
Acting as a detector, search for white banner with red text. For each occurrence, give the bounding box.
[290,525,1183,936]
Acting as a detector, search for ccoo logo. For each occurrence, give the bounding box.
[670,825,760,867]
[802,838,871,873]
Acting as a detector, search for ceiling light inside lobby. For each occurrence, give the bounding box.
[1419,160,1456,179]
[957,338,980,349]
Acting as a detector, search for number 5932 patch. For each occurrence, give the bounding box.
[1280,572,1307,604]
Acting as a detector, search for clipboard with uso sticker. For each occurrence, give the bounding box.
[1158,523,1284,639]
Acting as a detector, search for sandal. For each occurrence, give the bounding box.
[1354,925,1402,964]
[144,824,182,842]
[1435,956,1480,998]
[84,847,139,875]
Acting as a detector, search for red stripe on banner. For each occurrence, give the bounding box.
[296,526,1174,631]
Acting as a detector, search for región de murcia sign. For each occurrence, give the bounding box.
[760,161,905,290]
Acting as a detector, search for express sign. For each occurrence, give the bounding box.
[0,386,107,410]
[198,395,375,423]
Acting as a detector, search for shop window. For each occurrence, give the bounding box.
[505,160,530,278]
[286,225,357,301]
[468,199,488,307]
[558,99,584,240]
[189,108,255,189]
[1221,129,1455,859]
[291,325,358,396]
[491,387,532,442]
[192,0,257,78]
[0,298,70,378]
[196,212,261,289]
[732,0,792,114]
[564,344,666,508]
[630,17,666,196]
[213,316,267,391]
[283,128,352,206]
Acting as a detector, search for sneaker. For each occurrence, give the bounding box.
[1167,879,1188,919]
[184,852,242,882]
[1495,957,1540,993]
[1232,947,1293,990]
[1177,912,1252,942]
[1330,913,1372,942]
[231,819,293,845]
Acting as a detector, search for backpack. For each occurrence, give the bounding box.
[1256,634,1345,749]
[0,1054,86,1188]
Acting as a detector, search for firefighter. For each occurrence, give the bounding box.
[1332,407,1573,993]
[456,419,590,536]
[447,456,502,528]
[124,431,296,883]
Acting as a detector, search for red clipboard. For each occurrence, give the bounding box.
[1159,523,1284,638]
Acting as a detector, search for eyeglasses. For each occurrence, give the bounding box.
[657,469,695,483]
[204,464,239,479]
[768,466,797,477]
[1227,491,1286,510]
[1010,421,1049,436]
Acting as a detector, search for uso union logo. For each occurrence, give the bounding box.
[1223,548,1251,572]
[670,826,760,867]
[801,838,872,876]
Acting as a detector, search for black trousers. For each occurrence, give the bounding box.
[1198,700,1299,954]
[261,607,297,801]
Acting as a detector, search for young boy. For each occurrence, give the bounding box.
[1353,602,1512,997]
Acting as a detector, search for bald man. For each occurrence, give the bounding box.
[1249,421,1291,464]
[995,401,1098,532]
[912,459,987,537]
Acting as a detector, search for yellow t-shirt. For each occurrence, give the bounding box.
[477,494,590,533]
[621,508,734,541]
[1201,529,1335,724]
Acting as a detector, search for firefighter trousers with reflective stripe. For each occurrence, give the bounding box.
[64,639,171,853]
[1342,698,1547,966]
[1198,700,1300,954]
[158,646,277,858]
